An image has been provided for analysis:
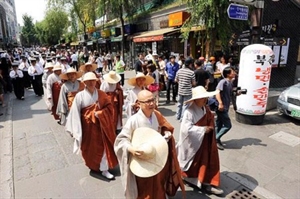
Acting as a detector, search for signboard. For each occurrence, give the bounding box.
[227,3,249,21]
[133,35,164,43]
[136,23,148,32]
[169,12,190,27]
[124,24,136,35]
[160,20,169,29]
[152,42,157,55]
[101,29,110,38]
[111,27,121,37]
[237,44,274,116]
[267,38,290,67]
[263,37,287,46]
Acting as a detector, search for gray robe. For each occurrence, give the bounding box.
[114,109,160,199]
[123,86,142,118]
[56,80,82,125]
[177,102,206,171]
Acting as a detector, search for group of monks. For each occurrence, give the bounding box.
[42,55,224,198]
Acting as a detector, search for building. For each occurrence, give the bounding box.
[0,0,19,49]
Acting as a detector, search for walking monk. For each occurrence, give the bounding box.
[46,64,62,120]
[56,67,84,125]
[177,86,223,196]
[100,71,123,134]
[66,72,118,180]
[114,90,185,199]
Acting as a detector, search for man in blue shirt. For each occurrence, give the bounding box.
[165,55,179,104]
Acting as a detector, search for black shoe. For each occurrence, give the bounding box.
[166,100,170,104]
[217,139,225,147]
[217,142,224,150]
[173,99,177,103]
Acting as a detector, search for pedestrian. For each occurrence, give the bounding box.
[114,89,185,199]
[105,51,112,70]
[9,62,25,100]
[60,57,70,73]
[70,51,78,71]
[175,57,196,121]
[46,65,62,120]
[66,72,118,180]
[56,68,84,125]
[134,53,145,74]
[194,60,210,89]
[95,54,104,74]
[158,55,166,91]
[177,86,223,196]
[115,54,126,86]
[165,55,179,104]
[28,57,44,96]
[100,71,124,134]
[146,63,160,107]
[215,66,236,150]
[205,56,218,91]
[124,73,154,118]
[18,55,31,89]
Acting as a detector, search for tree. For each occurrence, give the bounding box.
[20,14,37,46]
[182,0,248,57]
[48,0,100,36]
[35,8,69,45]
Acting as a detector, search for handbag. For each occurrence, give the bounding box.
[148,83,160,92]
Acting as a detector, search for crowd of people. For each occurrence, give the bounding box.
[0,46,244,198]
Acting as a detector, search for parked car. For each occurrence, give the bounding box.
[277,83,300,120]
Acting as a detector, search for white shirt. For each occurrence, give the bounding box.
[28,64,44,76]
[96,56,104,68]
[145,54,154,61]
[71,54,78,62]
[10,70,24,78]
[18,61,30,71]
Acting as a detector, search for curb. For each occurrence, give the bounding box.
[0,93,14,199]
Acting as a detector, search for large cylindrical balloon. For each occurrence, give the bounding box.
[236,44,274,124]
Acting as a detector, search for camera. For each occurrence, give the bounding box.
[233,87,247,95]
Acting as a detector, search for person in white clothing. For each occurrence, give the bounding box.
[96,55,104,74]
[10,62,24,100]
[60,57,70,73]
[18,55,31,88]
[70,51,78,70]
[28,57,44,96]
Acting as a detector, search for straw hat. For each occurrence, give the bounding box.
[129,127,168,178]
[79,62,97,72]
[103,71,121,84]
[185,86,219,104]
[127,72,154,86]
[60,67,83,80]
[82,72,98,82]
[45,62,54,69]
[53,65,62,71]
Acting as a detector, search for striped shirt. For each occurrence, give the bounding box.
[175,67,195,96]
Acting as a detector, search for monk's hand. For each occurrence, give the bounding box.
[205,126,214,134]
[163,131,172,142]
[128,146,144,157]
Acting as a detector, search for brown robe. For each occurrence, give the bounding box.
[135,110,185,199]
[181,106,220,187]
[80,90,118,171]
[67,81,85,109]
[52,82,61,120]
[105,83,124,129]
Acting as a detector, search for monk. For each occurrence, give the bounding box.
[56,68,84,125]
[114,90,185,199]
[177,86,223,195]
[80,62,101,88]
[100,71,124,134]
[124,72,154,118]
[46,64,62,120]
[65,72,118,180]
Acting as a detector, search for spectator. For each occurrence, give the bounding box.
[165,55,179,104]
[205,56,218,91]
[134,53,145,74]
[194,60,210,89]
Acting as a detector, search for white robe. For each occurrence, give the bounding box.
[65,88,108,170]
[176,102,207,171]
[56,80,82,125]
[114,109,160,199]
[18,62,30,71]
[100,81,122,130]
[9,70,24,78]
[61,64,70,73]
[123,87,142,118]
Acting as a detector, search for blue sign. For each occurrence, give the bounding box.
[227,3,249,21]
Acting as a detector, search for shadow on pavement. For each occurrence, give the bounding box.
[159,107,176,117]
[223,138,267,149]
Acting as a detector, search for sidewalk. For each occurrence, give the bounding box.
[1,70,299,199]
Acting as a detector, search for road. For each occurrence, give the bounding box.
[1,70,299,199]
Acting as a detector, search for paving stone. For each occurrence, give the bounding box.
[269,131,300,147]
[14,164,33,181]
[13,136,27,149]
[14,155,30,169]
[13,146,28,157]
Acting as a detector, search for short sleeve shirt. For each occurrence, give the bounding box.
[216,79,233,110]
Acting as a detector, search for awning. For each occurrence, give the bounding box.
[181,26,206,32]
[70,41,79,46]
[133,28,179,43]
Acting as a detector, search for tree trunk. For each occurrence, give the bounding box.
[119,5,125,60]
[209,28,217,56]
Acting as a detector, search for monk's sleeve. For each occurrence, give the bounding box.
[154,110,174,134]
[56,85,68,116]
[65,95,83,154]
[177,108,206,171]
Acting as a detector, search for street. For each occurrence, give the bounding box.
[1,70,300,199]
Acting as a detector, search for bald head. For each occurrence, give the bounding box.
[138,90,153,101]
